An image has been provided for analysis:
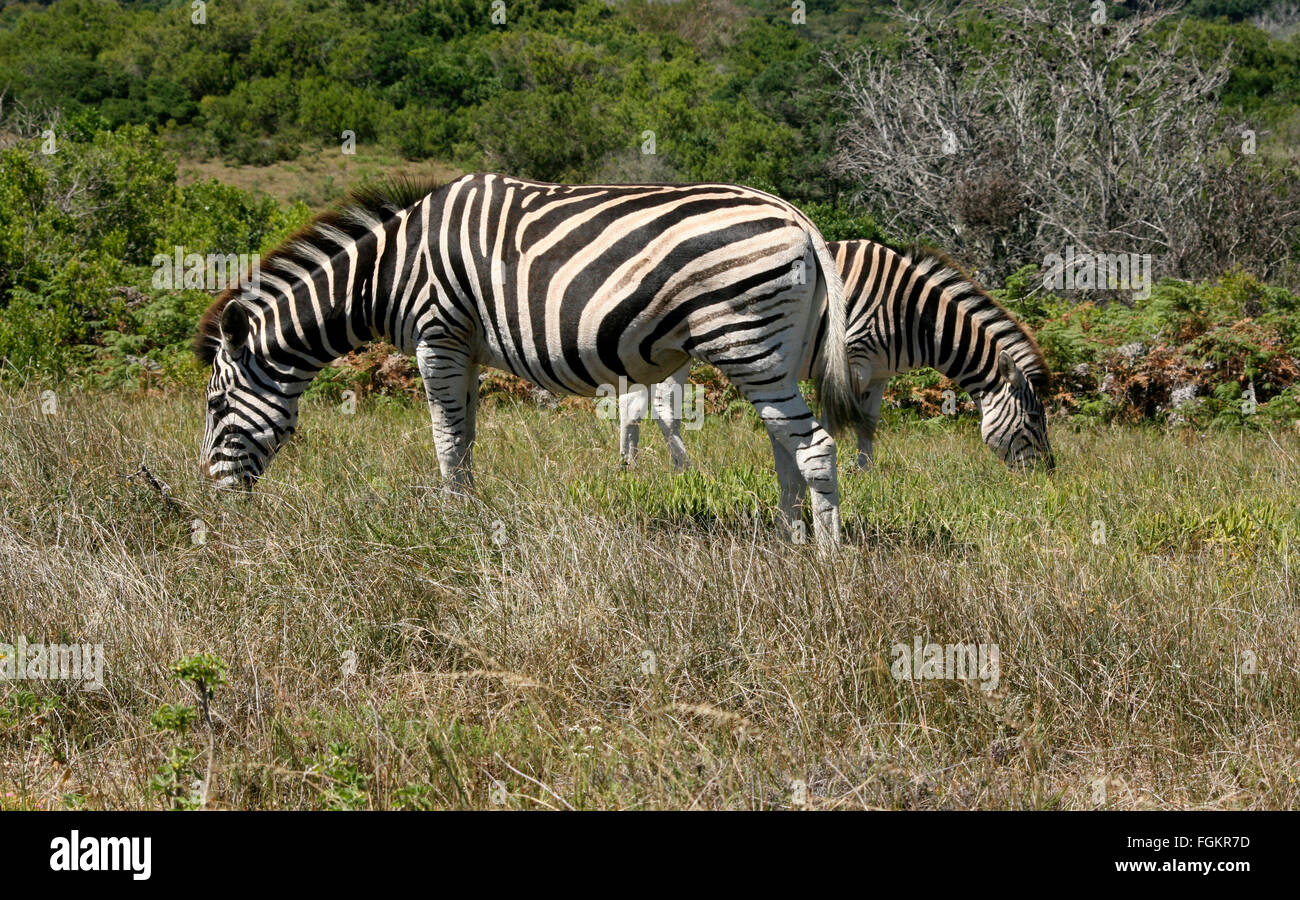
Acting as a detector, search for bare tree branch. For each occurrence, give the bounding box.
[829,0,1299,290]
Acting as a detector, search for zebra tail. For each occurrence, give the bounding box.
[808,231,855,438]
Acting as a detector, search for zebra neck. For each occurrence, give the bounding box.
[249,224,395,378]
[926,289,1031,397]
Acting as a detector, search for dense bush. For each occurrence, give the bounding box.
[1005,272,1300,430]
[1,0,1297,430]
[0,120,1297,432]
[0,127,307,382]
[10,0,1287,203]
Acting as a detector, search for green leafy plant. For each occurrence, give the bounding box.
[150,746,203,811]
[171,653,227,728]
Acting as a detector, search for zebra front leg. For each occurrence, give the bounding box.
[415,341,475,494]
[855,382,885,471]
[652,364,691,471]
[749,386,841,547]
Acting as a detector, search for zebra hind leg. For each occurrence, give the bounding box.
[741,380,841,546]
[415,340,475,494]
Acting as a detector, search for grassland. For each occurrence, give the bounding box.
[176,144,463,210]
[0,388,1297,810]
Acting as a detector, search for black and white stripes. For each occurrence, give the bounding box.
[196,173,855,543]
[834,239,1052,469]
[620,238,1054,471]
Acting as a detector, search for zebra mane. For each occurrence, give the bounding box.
[193,175,448,364]
[885,240,1049,393]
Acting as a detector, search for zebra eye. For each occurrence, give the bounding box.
[208,396,228,414]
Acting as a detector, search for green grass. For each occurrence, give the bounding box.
[0,388,1297,809]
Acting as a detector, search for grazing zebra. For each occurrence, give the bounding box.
[196,174,856,543]
[618,238,1054,471]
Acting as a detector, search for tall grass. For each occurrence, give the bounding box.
[0,388,1296,809]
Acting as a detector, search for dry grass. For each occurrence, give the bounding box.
[176,145,463,210]
[0,387,1297,810]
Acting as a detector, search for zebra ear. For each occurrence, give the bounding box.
[220,301,250,352]
[998,350,1027,390]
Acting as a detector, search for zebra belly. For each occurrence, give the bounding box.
[473,335,691,399]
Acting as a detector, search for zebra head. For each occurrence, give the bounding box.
[979,351,1054,471]
[200,301,300,489]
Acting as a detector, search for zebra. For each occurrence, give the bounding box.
[617,238,1054,472]
[195,173,857,544]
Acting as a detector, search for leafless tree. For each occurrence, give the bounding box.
[1251,1,1300,39]
[0,91,60,142]
[829,0,1299,289]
